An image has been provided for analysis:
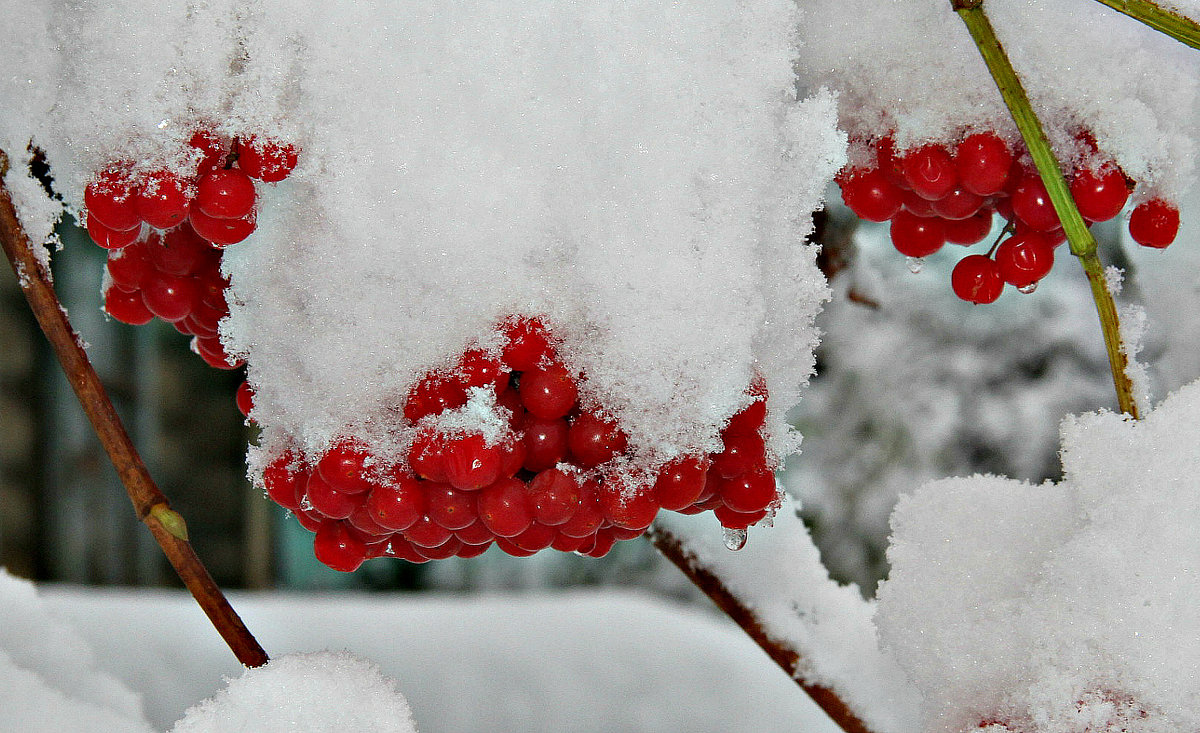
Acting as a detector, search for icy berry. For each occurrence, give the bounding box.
[313,521,368,572]
[133,170,191,229]
[713,430,766,479]
[263,452,306,511]
[103,287,154,325]
[599,477,659,531]
[195,169,257,220]
[838,168,904,222]
[955,132,1012,196]
[501,317,553,371]
[404,374,468,422]
[442,432,503,491]
[316,441,376,495]
[519,362,578,419]
[236,381,255,418]
[1069,165,1129,223]
[85,171,140,231]
[901,144,957,200]
[105,241,152,290]
[236,136,299,182]
[889,210,945,258]
[1128,198,1180,249]
[567,411,628,467]
[995,232,1055,288]
[951,255,1004,304]
[189,129,228,177]
[408,431,450,482]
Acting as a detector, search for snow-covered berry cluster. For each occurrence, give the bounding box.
[259,318,780,572]
[837,131,1181,304]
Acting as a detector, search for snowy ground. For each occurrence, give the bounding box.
[19,574,838,732]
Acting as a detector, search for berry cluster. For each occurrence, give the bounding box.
[259,318,781,571]
[836,132,1182,304]
[86,133,297,371]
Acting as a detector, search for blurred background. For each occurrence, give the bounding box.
[1,194,1196,598]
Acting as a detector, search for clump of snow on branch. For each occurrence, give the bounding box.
[796,0,1200,199]
[876,377,1200,732]
[170,651,418,733]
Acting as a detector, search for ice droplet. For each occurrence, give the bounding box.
[1018,281,1038,294]
[723,527,748,551]
[906,257,924,274]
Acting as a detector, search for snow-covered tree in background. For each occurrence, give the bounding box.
[2,1,1200,731]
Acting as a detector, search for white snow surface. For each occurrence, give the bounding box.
[797,0,1200,200]
[876,377,1200,733]
[0,1,845,474]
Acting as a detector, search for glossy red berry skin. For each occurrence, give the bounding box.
[653,456,709,511]
[944,209,994,245]
[366,474,425,532]
[995,232,1055,288]
[133,170,192,229]
[87,216,141,250]
[263,453,306,511]
[522,418,569,472]
[477,477,535,537]
[236,381,255,418]
[839,168,904,222]
[141,273,198,322]
[890,210,946,257]
[442,433,503,491]
[152,226,212,275]
[407,431,449,482]
[402,514,454,548]
[304,471,359,519]
[1069,166,1129,223]
[902,144,957,201]
[316,441,376,495]
[930,186,984,221]
[951,255,1004,304]
[713,504,768,531]
[425,484,478,530]
[104,287,155,325]
[313,521,368,572]
[189,130,228,177]
[189,208,257,246]
[713,430,766,479]
[106,242,152,290]
[85,172,141,231]
[404,374,468,423]
[1011,175,1061,232]
[527,468,583,526]
[718,469,778,513]
[501,317,553,371]
[599,478,659,531]
[236,137,299,182]
[556,480,605,538]
[955,132,1012,196]
[519,363,578,419]
[1128,198,1180,249]
[567,412,628,467]
[195,169,257,219]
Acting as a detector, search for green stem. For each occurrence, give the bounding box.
[952,0,1141,418]
[1091,0,1200,50]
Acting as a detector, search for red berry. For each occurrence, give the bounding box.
[236,381,255,418]
[501,317,553,371]
[944,209,994,245]
[87,216,142,250]
[527,468,582,526]
[151,225,213,275]
[404,374,468,422]
[366,473,425,532]
[873,135,910,190]
[106,244,152,291]
[133,170,191,229]
[521,417,569,472]
[417,537,465,561]
[236,137,299,182]
[557,479,605,538]
[402,514,454,548]
[838,168,904,222]
[189,130,228,177]
[579,529,618,558]
[497,437,526,478]
[385,535,430,564]
[425,484,478,530]
[189,208,256,246]
[510,522,556,552]
[995,232,1055,288]
[599,476,659,531]
[195,169,257,220]
[455,348,508,391]
[1128,198,1180,249]
[477,477,534,537]
[346,502,393,539]
[316,441,377,495]
[951,255,1004,304]
[455,539,492,559]
[408,431,449,482]
[313,521,367,572]
[455,520,495,546]
[1011,174,1061,231]
[901,189,935,217]
[193,335,244,369]
[718,469,778,513]
[653,456,710,511]
[85,170,140,231]
[713,430,766,479]
[103,285,153,326]
[495,537,538,557]
[567,412,628,467]
[141,273,198,322]
[725,390,767,437]
[442,432,503,491]
[955,132,1012,196]
[930,186,984,220]
[263,452,306,511]
[304,471,359,519]
[1070,165,1129,223]
[889,210,945,257]
[713,504,768,530]
[519,362,578,419]
[901,144,957,200]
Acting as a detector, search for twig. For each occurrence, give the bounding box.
[1090,0,1200,50]
[0,149,269,668]
[648,524,876,733]
[952,0,1141,418]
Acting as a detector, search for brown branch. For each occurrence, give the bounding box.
[0,150,268,668]
[648,525,876,733]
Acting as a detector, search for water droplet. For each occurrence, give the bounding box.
[723,527,748,551]
[906,257,924,274]
[1018,281,1038,294]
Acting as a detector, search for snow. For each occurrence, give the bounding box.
[876,377,1200,732]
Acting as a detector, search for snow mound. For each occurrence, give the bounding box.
[0,569,154,732]
[877,377,1200,732]
[171,651,418,733]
